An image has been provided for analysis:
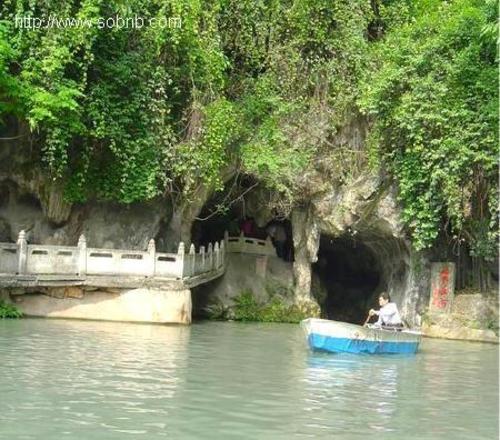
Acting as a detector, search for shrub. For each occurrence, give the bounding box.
[233,290,307,323]
[0,300,23,319]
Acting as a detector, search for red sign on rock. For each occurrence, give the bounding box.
[429,262,456,314]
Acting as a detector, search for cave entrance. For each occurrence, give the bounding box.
[191,177,294,261]
[190,176,268,249]
[313,234,382,324]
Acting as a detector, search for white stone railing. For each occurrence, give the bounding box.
[0,230,277,281]
[0,231,226,280]
[224,231,276,257]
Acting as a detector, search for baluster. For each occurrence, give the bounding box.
[189,243,196,276]
[78,234,87,276]
[16,230,27,275]
[200,246,206,272]
[208,243,213,270]
[177,242,185,278]
[214,242,219,268]
[220,240,225,268]
[147,238,156,276]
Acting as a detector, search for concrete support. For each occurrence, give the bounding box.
[255,256,268,278]
[15,287,193,324]
[220,240,225,266]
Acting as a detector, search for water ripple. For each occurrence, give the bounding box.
[0,319,497,440]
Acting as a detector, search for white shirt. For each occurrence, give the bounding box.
[375,302,402,326]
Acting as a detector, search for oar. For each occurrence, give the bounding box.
[363,313,372,327]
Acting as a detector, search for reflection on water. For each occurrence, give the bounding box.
[303,353,401,435]
[0,320,190,438]
[0,320,498,440]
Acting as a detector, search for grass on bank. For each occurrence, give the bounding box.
[0,300,23,319]
[207,290,307,323]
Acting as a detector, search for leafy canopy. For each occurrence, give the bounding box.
[359,0,498,256]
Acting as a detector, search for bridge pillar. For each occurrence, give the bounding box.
[16,230,27,275]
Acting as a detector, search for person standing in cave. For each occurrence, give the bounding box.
[240,216,255,237]
[367,292,402,327]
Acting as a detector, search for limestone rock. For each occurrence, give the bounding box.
[193,253,295,316]
[422,322,498,344]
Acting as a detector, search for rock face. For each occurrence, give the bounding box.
[0,143,430,326]
[0,142,174,250]
[289,173,430,327]
[193,253,296,318]
[0,121,438,327]
[422,323,498,344]
[422,292,499,343]
[0,187,170,250]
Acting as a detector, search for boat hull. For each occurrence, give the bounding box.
[301,318,421,355]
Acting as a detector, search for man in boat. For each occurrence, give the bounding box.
[368,292,403,328]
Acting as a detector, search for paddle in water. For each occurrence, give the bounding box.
[363,313,372,327]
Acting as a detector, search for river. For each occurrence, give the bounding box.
[0,319,498,439]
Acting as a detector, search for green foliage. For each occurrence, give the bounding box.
[1,0,228,203]
[233,290,262,321]
[359,0,498,255]
[233,0,372,213]
[0,20,22,118]
[233,290,307,323]
[0,300,23,319]
[0,0,372,212]
[170,98,238,198]
[0,0,497,264]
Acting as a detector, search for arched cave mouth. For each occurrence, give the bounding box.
[191,202,269,249]
[191,204,293,261]
[313,234,383,324]
[190,178,293,260]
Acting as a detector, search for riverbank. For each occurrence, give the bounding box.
[3,287,498,345]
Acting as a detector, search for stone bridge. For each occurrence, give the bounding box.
[0,231,276,324]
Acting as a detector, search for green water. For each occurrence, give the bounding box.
[0,319,498,439]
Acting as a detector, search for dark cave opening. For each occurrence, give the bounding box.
[190,178,293,261]
[313,234,383,325]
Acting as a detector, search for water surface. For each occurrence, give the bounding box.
[0,319,498,439]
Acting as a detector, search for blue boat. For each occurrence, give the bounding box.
[301,318,422,355]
